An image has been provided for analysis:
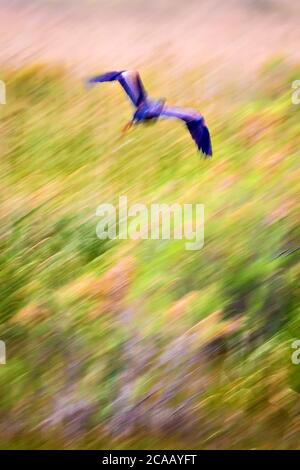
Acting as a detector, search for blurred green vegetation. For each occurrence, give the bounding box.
[0,59,300,449]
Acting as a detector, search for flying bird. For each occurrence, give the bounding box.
[86,70,212,157]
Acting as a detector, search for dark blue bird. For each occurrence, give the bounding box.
[86,70,212,157]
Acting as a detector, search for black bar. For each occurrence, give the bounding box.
[0,450,298,466]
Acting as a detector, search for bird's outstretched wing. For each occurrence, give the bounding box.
[160,106,212,157]
[86,70,147,107]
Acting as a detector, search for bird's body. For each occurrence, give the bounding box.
[133,98,166,123]
[86,70,212,157]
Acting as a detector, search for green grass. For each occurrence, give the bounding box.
[0,60,300,449]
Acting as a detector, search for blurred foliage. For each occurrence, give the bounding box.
[0,59,300,449]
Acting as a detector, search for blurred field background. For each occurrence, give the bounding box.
[0,0,300,449]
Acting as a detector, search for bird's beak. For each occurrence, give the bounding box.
[121,120,134,136]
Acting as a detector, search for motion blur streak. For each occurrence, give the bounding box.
[0,0,300,450]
